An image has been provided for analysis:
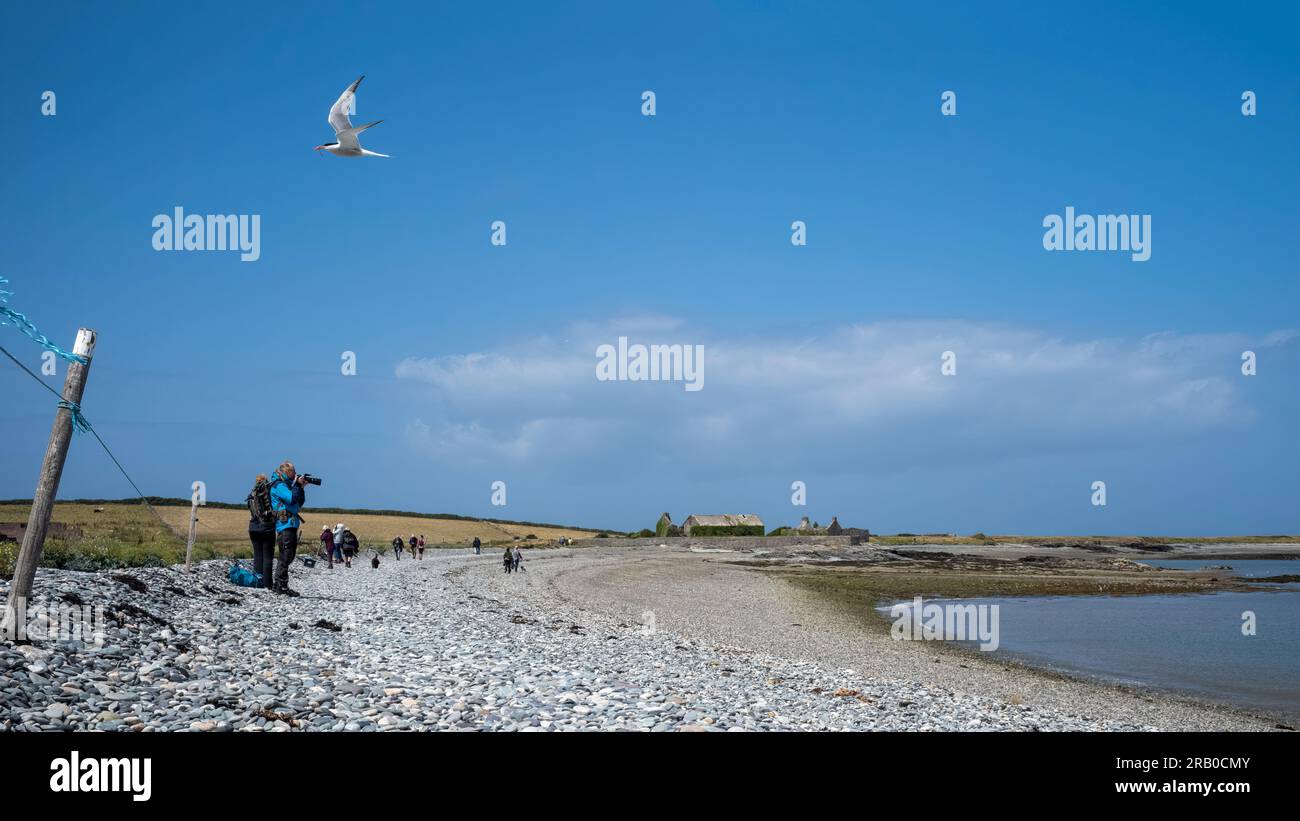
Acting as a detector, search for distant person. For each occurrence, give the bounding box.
[409,534,419,560]
[513,546,524,573]
[473,536,481,555]
[246,473,276,589]
[320,526,335,569]
[417,534,425,559]
[503,547,514,574]
[332,523,346,566]
[269,461,309,596]
[392,535,404,560]
[341,529,358,568]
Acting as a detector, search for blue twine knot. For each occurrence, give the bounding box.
[57,400,92,434]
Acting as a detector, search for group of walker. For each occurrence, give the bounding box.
[502,545,525,573]
[246,463,531,593]
[318,523,361,568]
[388,533,427,560]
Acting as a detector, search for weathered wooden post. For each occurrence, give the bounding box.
[5,328,96,633]
[184,481,204,571]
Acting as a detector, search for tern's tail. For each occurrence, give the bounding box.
[361,150,390,158]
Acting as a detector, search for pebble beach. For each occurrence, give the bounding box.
[0,545,1280,732]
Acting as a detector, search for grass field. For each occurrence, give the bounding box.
[5,499,1293,579]
[0,501,604,577]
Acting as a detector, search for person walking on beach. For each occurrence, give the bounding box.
[320,526,335,568]
[341,529,358,568]
[332,523,346,567]
[473,536,481,555]
[503,547,514,574]
[392,535,404,560]
[417,534,425,559]
[512,545,525,573]
[408,534,419,561]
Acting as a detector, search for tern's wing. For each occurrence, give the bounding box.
[336,130,359,151]
[336,120,383,151]
[328,75,363,134]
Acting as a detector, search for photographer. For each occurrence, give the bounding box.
[269,460,310,596]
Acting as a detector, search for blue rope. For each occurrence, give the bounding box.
[0,278,186,542]
[0,343,93,434]
[57,400,92,433]
[0,278,88,365]
[0,341,187,543]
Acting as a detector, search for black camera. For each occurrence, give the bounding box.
[299,473,323,486]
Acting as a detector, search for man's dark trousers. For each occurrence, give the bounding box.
[275,528,299,592]
[250,529,276,588]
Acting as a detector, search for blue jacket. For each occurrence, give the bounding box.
[269,471,305,533]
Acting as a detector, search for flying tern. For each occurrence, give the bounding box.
[315,75,389,157]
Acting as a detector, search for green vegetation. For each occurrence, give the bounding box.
[0,535,238,579]
[775,563,1235,611]
[654,518,680,537]
[686,525,765,537]
[870,533,1299,547]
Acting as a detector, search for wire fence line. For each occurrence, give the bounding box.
[1,291,189,544]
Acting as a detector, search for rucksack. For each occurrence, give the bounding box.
[228,560,261,588]
[247,477,274,526]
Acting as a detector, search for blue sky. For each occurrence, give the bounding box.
[2,1,1297,535]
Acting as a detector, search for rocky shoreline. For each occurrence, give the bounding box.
[0,549,1170,732]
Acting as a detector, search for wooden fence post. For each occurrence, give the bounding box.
[4,329,97,635]
[184,482,203,572]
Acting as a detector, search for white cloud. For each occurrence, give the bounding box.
[395,318,1291,474]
